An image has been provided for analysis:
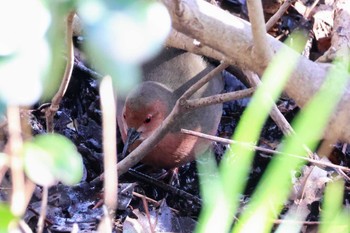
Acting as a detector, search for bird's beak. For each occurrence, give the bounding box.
[121,128,141,159]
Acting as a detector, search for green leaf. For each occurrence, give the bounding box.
[78,0,171,96]
[23,134,83,186]
[320,180,350,233]
[0,203,17,232]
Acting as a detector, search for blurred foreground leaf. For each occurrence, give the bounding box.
[23,134,83,186]
[78,0,171,96]
[0,0,50,105]
[320,180,350,233]
[0,203,17,232]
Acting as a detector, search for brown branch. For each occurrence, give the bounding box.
[45,11,75,133]
[186,87,255,109]
[181,129,350,173]
[181,62,229,100]
[266,0,296,31]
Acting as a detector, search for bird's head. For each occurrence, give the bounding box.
[120,81,174,157]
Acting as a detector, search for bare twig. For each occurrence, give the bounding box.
[246,0,273,65]
[7,106,25,216]
[244,71,294,136]
[37,186,48,233]
[243,71,315,159]
[273,219,320,225]
[45,11,75,132]
[186,87,255,109]
[142,196,156,233]
[181,62,229,100]
[305,0,321,19]
[132,192,161,207]
[23,180,36,213]
[100,76,118,215]
[266,0,296,31]
[181,129,350,173]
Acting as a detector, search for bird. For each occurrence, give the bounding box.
[117,47,223,168]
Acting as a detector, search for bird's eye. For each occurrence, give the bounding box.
[144,115,152,124]
[123,114,126,119]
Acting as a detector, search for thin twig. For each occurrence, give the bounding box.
[186,87,255,109]
[132,192,161,207]
[100,76,118,215]
[45,11,75,132]
[243,71,315,159]
[37,186,49,233]
[266,0,296,31]
[180,62,229,101]
[181,129,350,173]
[273,219,320,225]
[305,0,321,19]
[244,71,294,136]
[23,180,36,213]
[142,195,156,233]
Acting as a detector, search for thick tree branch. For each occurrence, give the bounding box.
[162,0,350,143]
